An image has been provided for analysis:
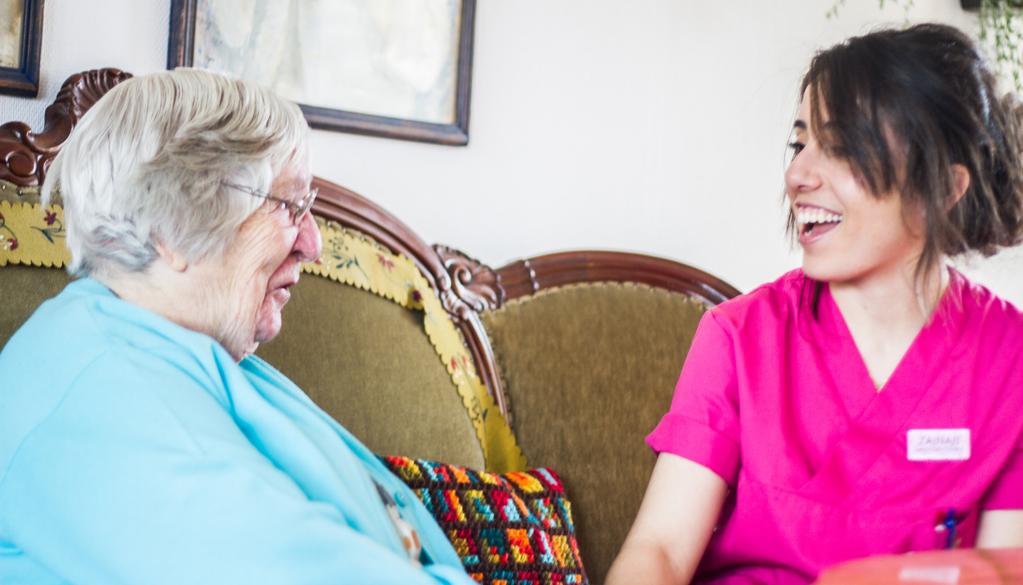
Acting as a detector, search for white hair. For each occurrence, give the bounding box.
[42,68,309,277]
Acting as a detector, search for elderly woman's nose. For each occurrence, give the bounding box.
[293,212,322,261]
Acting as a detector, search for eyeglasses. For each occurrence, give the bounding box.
[222,181,319,226]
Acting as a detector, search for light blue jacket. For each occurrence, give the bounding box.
[0,278,475,585]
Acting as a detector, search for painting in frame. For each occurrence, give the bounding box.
[168,0,476,146]
[0,0,43,97]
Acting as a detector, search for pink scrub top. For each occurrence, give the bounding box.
[647,269,1023,584]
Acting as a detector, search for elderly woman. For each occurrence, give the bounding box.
[0,69,475,585]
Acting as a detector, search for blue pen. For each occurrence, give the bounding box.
[942,508,958,549]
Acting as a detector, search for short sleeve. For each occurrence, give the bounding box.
[982,441,1023,510]
[646,310,741,486]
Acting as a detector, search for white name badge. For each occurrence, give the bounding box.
[907,429,971,461]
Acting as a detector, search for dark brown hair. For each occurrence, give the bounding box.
[799,23,1023,277]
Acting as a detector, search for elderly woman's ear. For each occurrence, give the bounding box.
[155,241,189,272]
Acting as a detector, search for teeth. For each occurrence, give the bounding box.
[796,209,843,225]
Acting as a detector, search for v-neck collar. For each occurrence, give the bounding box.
[796,268,969,502]
[818,267,966,399]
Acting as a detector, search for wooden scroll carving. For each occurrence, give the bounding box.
[433,244,504,317]
[432,244,508,416]
[0,69,133,187]
[497,250,741,308]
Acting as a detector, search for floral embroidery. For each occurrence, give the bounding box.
[336,253,361,272]
[448,353,476,390]
[377,253,395,271]
[0,211,19,251]
[326,233,369,281]
[406,287,425,309]
[32,208,65,243]
[0,202,67,267]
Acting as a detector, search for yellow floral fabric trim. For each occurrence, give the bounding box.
[304,220,526,472]
[0,201,69,268]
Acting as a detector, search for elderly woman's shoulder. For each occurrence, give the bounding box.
[0,304,236,489]
[0,278,233,442]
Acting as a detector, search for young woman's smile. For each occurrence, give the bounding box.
[794,202,844,246]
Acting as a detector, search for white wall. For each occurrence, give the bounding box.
[0,0,167,128]
[2,0,1019,304]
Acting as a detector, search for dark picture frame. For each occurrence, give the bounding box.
[960,0,1023,8]
[0,0,44,97]
[168,0,476,146]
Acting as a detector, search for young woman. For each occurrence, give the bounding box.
[607,24,1023,584]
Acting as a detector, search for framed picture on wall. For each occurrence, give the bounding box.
[0,0,44,97]
[168,0,477,146]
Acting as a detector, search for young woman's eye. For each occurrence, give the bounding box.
[788,141,805,156]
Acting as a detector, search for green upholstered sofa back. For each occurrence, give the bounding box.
[0,265,72,352]
[257,274,486,469]
[480,282,708,584]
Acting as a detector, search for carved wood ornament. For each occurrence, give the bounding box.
[0,69,133,187]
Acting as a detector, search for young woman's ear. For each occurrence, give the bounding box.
[950,164,971,209]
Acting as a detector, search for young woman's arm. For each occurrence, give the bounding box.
[976,510,1023,547]
[605,453,728,585]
